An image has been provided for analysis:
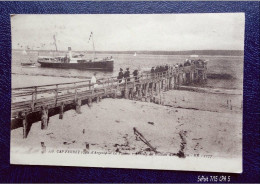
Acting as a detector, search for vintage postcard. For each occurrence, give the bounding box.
[10,13,244,173]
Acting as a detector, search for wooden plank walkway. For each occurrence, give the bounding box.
[11,63,207,138]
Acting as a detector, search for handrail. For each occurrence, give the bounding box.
[12,64,206,92]
[11,71,173,100]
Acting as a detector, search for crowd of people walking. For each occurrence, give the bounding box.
[117,59,207,83]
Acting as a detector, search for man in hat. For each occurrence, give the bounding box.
[124,68,130,82]
[117,68,124,83]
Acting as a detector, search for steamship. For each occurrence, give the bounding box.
[37,33,114,71]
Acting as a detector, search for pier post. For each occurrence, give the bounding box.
[76,99,82,114]
[165,77,168,91]
[195,70,199,81]
[180,73,183,85]
[89,81,91,90]
[145,83,149,100]
[55,85,58,106]
[88,98,92,108]
[74,83,78,101]
[158,81,161,94]
[155,82,158,95]
[31,87,37,111]
[129,88,133,100]
[169,77,173,90]
[141,83,144,99]
[137,84,142,100]
[124,79,129,99]
[59,103,64,119]
[176,74,180,89]
[190,72,194,83]
[41,106,49,130]
[176,74,179,88]
[166,78,169,91]
[183,73,186,84]
[151,82,154,102]
[116,80,119,96]
[173,75,177,89]
[161,79,164,91]
[20,112,28,139]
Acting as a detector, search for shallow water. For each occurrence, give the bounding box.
[12,50,243,89]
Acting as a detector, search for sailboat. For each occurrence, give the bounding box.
[22,49,27,55]
[21,48,36,67]
[37,32,114,71]
[133,52,137,56]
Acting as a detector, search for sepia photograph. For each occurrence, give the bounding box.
[10,13,244,173]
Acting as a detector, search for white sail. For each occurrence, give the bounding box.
[22,50,27,55]
[134,52,137,56]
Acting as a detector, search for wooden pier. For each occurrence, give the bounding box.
[11,63,207,138]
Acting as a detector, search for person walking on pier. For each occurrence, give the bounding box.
[151,67,155,74]
[117,68,124,83]
[91,72,98,89]
[133,68,139,82]
[165,64,169,72]
[124,68,130,82]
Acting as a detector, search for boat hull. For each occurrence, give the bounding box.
[21,63,35,66]
[38,60,114,71]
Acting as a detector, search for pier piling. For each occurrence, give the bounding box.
[59,103,64,119]
[41,106,49,130]
[76,99,82,114]
[21,112,28,139]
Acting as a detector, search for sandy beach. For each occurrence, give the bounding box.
[11,88,242,159]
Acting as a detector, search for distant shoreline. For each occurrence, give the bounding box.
[12,49,244,57]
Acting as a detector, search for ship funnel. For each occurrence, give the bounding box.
[68,47,72,59]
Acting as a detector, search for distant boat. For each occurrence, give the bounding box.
[133,52,137,56]
[21,59,36,67]
[21,63,36,67]
[37,32,114,71]
[22,50,27,55]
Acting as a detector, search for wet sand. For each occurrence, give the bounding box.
[12,74,87,88]
[11,89,242,159]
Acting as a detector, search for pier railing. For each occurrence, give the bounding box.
[11,63,207,138]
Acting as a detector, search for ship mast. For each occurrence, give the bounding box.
[91,32,96,61]
[53,34,58,57]
[53,34,58,51]
[88,32,96,61]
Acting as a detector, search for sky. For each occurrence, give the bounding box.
[11,13,245,51]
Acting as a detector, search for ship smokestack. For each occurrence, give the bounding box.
[68,47,72,59]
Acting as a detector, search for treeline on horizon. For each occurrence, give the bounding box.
[95,50,244,56]
[13,49,244,56]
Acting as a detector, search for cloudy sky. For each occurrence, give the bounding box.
[11,13,245,51]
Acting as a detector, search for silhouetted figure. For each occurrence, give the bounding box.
[165,64,169,71]
[155,66,159,73]
[133,69,139,82]
[124,68,130,82]
[117,68,124,83]
[151,67,155,73]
